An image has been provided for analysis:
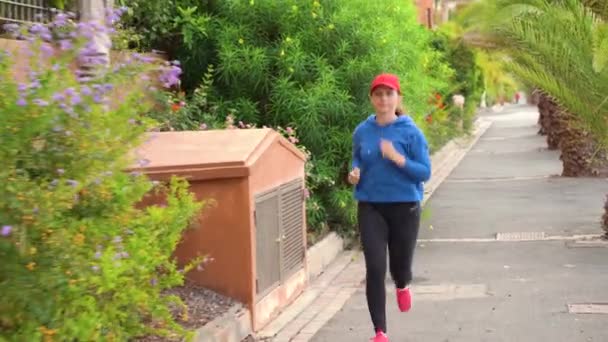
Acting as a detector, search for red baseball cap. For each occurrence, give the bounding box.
[370,73,401,94]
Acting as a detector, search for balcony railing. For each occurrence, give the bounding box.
[0,0,53,25]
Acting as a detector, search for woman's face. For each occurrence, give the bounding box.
[370,86,400,114]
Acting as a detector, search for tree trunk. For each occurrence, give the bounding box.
[603,194,608,238]
[537,93,560,149]
[557,110,608,177]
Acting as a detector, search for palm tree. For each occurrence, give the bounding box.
[457,0,608,235]
[460,0,608,175]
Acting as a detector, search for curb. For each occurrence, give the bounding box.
[194,304,252,342]
[260,116,493,341]
[306,232,344,282]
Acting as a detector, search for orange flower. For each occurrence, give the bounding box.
[171,103,181,112]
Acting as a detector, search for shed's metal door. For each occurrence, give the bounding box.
[254,190,281,296]
[279,179,305,279]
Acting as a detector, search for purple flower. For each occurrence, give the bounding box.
[30,23,45,34]
[81,86,92,96]
[40,44,54,56]
[52,13,69,27]
[66,179,78,187]
[2,23,19,33]
[150,278,157,286]
[93,94,106,104]
[16,98,27,106]
[52,93,65,102]
[33,99,49,107]
[18,83,28,92]
[1,225,12,236]
[52,64,61,72]
[113,236,123,244]
[59,40,72,51]
[91,265,100,272]
[64,88,76,97]
[159,65,182,88]
[41,32,53,41]
[50,179,59,187]
[138,159,151,167]
[70,94,82,106]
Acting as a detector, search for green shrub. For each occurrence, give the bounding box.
[0,13,202,341]
[120,0,457,235]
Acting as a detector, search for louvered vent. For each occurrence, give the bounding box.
[279,179,305,279]
[254,178,306,299]
[254,191,281,296]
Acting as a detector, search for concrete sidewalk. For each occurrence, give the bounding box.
[311,105,608,342]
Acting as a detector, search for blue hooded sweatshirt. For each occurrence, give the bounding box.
[352,114,431,203]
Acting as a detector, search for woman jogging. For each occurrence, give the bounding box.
[348,73,431,342]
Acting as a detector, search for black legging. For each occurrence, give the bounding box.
[358,201,421,333]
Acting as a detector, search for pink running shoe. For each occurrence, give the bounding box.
[371,330,389,342]
[396,287,412,312]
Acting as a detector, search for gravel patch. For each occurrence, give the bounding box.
[136,281,237,341]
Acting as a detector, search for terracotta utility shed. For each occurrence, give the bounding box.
[133,128,308,330]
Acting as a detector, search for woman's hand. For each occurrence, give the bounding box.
[380,139,406,167]
[348,167,360,185]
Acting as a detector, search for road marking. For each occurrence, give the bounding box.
[496,231,545,241]
[386,284,489,301]
[568,303,608,314]
[417,234,602,243]
[445,175,552,183]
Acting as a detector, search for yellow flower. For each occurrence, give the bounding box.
[26,262,36,271]
[39,326,57,336]
[238,38,244,45]
[29,247,37,255]
[73,233,85,245]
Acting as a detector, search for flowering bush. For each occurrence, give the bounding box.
[0,10,202,342]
